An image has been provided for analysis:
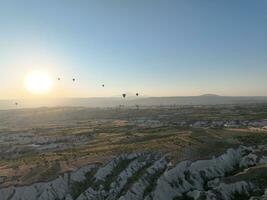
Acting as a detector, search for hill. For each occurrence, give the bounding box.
[1,96,267,109]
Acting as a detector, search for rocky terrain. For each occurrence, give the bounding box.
[1,105,267,199]
[1,145,267,200]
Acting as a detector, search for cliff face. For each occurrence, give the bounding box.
[1,146,267,200]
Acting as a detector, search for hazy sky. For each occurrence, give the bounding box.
[0,0,267,99]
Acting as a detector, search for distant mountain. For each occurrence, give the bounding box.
[132,96,267,106]
[1,96,267,109]
[200,94,220,97]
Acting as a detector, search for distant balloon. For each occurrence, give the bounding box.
[72,78,76,82]
[122,94,126,98]
[58,77,61,81]
[102,84,105,87]
[15,102,18,106]
[136,93,139,96]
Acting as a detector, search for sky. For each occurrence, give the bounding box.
[0,0,267,99]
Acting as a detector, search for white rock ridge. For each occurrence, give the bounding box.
[1,146,267,200]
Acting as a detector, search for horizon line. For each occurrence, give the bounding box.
[2,94,267,100]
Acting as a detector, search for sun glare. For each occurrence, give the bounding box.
[24,71,53,94]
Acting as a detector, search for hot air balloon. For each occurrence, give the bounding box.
[15,102,18,106]
[72,78,76,82]
[122,94,126,98]
[136,93,139,96]
[58,77,61,81]
[102,84,105,87]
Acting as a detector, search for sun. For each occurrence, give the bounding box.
[24,71,53,94]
